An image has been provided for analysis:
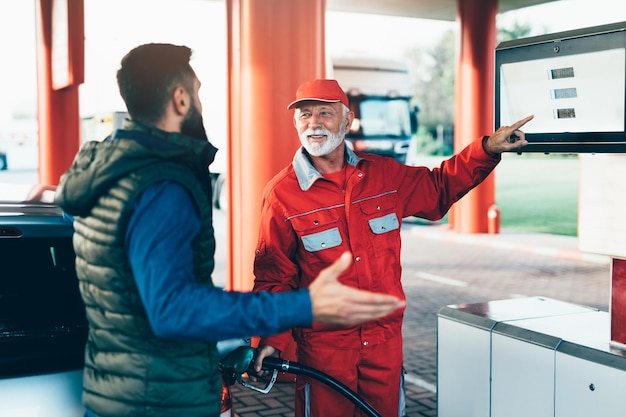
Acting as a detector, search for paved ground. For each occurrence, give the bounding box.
[226,220,611,417]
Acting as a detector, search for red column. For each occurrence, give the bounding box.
[35,0,84,185]
[611,258,626,345]
[225,0,326,291]
[452,0,498,234]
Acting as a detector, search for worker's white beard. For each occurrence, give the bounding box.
[299,125,346,156]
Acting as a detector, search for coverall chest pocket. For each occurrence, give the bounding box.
[291,211,342,253]
[358,193,400,235]
[357,193,402,293]
[368,213,400,234]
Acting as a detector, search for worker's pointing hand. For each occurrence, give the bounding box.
[485,115,534,154]
[308,252,405,326]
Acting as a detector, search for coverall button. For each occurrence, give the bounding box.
[355,257,361,262]
[363,341,368,346]
[321,243,326,248]
[358,172,363,177]
[313,220,319,225]
[376,205,381,210]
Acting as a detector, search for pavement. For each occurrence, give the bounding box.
[227,221,612,417]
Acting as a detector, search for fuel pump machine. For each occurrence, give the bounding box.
[438,21,626,417]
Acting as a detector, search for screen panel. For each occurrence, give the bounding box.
[495,21,626,153]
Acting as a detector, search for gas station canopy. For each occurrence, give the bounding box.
[326,0,560,20]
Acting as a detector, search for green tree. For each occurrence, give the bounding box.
[404,30,456,155]
[408,31,455,136]
[497,20,535,43]
[404,20,544,156]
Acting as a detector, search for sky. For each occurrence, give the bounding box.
[1,0,626,133]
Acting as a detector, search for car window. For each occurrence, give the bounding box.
[0,237,87,378]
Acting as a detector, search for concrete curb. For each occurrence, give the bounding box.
[407,225,611,266]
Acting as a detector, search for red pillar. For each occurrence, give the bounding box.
[225,0,326,291]
[452,0,498,234]
[611,258,626,345]
[35,0,84,185]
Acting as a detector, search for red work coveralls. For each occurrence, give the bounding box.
[253,137,500,417]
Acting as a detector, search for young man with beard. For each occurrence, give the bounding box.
[251,79,533,417]
[55,45,405,417]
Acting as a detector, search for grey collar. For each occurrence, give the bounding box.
[292,143,361,191]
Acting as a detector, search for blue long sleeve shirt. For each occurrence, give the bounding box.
[125,181,312,341]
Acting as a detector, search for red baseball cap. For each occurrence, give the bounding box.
[287,79,349,110]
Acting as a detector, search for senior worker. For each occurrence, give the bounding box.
[55,45,404,417]
[252,78,533,417]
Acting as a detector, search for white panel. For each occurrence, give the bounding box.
[555,352,626,417]
[579,154,626,258]
[512,310,610,349]
[437,317,491,417]
[491,333,555,417]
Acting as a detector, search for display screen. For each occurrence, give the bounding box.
[495,22,626,152]
[499,49,625,134]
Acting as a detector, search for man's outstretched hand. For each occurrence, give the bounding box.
[308,252,405,326]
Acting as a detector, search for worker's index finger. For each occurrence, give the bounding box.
[511,115,534,130]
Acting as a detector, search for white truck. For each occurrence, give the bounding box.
[329,55,419,163]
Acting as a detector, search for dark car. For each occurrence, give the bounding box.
[0,184,85,415]
[0,184,237,416]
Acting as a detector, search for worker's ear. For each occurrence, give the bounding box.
[345,110,355,131]
[172,85,190,116]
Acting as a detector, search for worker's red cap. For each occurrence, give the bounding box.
[287,79,349,110]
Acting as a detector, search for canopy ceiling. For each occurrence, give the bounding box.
[326,0,560,21]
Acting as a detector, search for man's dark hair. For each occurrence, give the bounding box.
[117,43,196,124]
